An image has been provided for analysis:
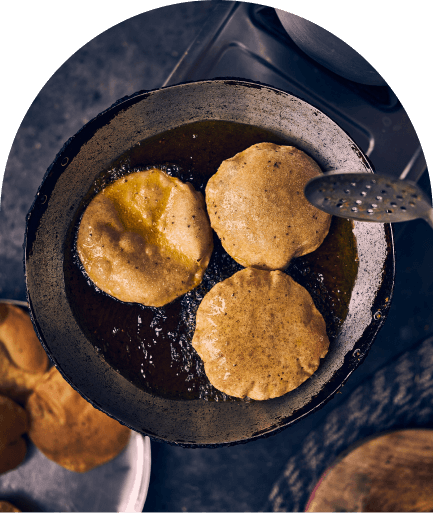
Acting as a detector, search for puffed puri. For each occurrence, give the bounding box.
[26,367,131,473]
[0,501,21,512]
[76,169,213,307]
[205,143,331,270]
[191,268,330,400]
[0,395,28,474]
[0,304,49,404]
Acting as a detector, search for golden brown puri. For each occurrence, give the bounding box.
[26,367,131,473]
[205,143,331,270]
[77,169,213,307]
[0,304,48,374]
[192,268,329,400]
[0,395,28,474]
[0,305,49,404]
[0,501,21,512]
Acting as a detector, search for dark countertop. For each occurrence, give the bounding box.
[1,2,433,512]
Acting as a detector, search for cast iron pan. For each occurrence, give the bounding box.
[25,80,394,447]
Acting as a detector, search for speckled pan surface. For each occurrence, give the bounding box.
[24,80,394,446]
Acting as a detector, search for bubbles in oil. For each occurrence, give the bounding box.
[64,120,358,403]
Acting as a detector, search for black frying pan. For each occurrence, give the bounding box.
[25,80,394,447]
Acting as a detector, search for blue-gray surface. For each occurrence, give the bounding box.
[1,2,433,512]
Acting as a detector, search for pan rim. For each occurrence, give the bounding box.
[24,79,395,447]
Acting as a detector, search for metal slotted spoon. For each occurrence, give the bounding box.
[304,171,433,229]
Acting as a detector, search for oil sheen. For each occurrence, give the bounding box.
[64,120,359,401]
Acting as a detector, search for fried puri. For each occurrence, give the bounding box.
[0,501,21,512]
[0,304,49,404]
[0,395,28,474]
[26,367,131,473]
[77,169,213,307]
[205,143,331,270]
[192,268,329,400]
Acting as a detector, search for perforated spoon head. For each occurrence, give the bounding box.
[304,172,433,224]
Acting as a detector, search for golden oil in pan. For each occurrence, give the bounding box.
[64,120,359,401]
